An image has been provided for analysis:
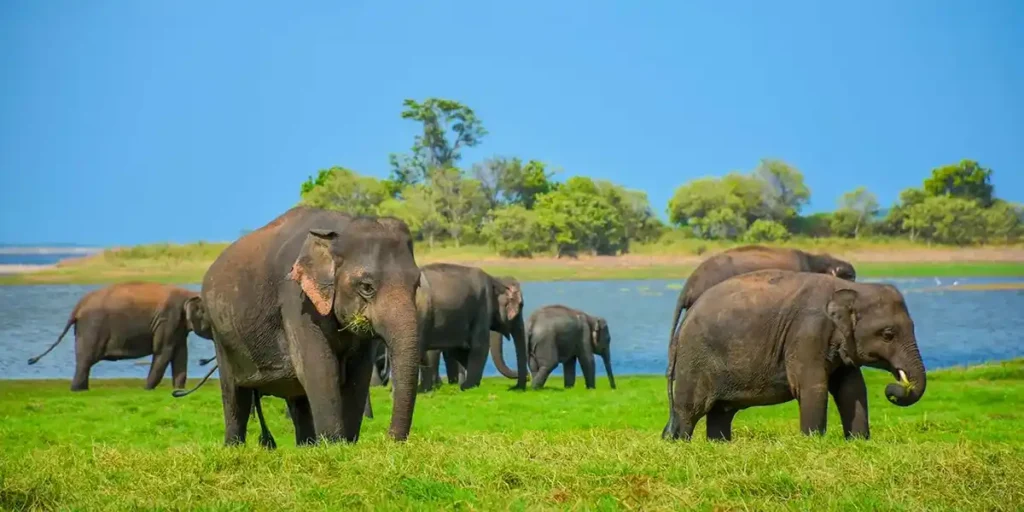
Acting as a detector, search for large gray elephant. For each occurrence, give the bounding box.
[669,245,856,341]
[26,281,211,391]
[663,269,926,442]
[426,275,524,388]
[526,304,615,390]
[416,264,527,391]
[174,206,425,446]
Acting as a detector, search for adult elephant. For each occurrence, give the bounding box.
[669,245,857,340]
[526,304,615,390]
[426,275,523,388]
[663,269,926,442]
[26,281,212,391]
[188,206,425,446]
[416,264,527,391]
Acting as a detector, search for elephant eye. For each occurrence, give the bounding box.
[881,327,895,342]
[357,281,376,297]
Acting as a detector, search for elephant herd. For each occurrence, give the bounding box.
[25,206,927,446]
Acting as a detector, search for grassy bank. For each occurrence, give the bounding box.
[1,359,1023,510]
[2,238,1024,285]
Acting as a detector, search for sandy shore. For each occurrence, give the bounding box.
[0,264,56,275]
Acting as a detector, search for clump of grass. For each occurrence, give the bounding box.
[1,360,1022,510]
[341,310,374,337]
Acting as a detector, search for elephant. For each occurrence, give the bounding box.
[174,206,425,446]
[669,245,857,342]
[526,304,615,390]
[663,269,927,442]
[416,264,527,391]
[26,281,212,391]
[425,275,523,388]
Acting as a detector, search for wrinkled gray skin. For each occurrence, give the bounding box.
[178,206,424,447]
[669,245,857,343]
[526,305,615,390]
[26,281,212,391]
[664,269,927,442]
[416,264,527,391]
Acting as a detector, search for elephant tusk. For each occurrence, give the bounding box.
[898,369,908,384]
[897,369,915,393]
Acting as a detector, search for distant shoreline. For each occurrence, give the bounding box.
[1,244,1023,285]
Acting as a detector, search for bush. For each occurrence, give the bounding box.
[743,219,791,243]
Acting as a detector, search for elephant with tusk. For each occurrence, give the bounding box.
[664,269,926,442]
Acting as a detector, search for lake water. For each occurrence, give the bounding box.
[2,277,1023,382]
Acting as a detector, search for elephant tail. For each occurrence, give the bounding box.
[198,356,216,366]
[27,312,77,365]
[171,364,219,398]
[252,391,277,450]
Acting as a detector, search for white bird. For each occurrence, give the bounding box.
[934,278,942,286]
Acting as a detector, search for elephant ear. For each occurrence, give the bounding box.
[288,229,340,316]
[501,283,523,323]
[183,296,212,339]
[826,288,859,364]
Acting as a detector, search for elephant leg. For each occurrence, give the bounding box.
[170,341,188,389]
[71,330,96,391]
[442,350,462,384]
[829,366,870,440]
[420,349,441,392]
[563,357,577,388]
[531,364,556,390]
[286,396,316,446]
[145,350,175,390]
[579,353,597,389]
[460,338,489,390]
[705,404,737,442]
[797,372,829,437]
[340,340,374,443]
[662,374,702,441]
[220,377,254,446]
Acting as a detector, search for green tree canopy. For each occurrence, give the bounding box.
[923,159,994,207]
[298,167,388,216]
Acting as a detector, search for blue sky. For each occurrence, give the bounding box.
[1,0,1022,246]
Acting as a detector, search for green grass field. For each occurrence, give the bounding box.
[2,359,1022,510]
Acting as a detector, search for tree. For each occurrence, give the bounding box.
[835,186,880,238]
[377,185,445,248]
[881,187,927,235]
[690,207,748,240]
[903,195,987,245]
[595,180,659,252]
[923,159,994,207]
[298,167,388,215]
[984,201,1023,243]
[534,177,625,257]
[481,205,548,257]
[388,98,487,188]
[743,219,791,242]
[428,168,489,247]
[473,157,555,209]
[667,177,743,227]
[753,159,811,221]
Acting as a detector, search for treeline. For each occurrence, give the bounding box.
[299,98,1023,257]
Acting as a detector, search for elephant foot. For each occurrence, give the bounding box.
[259,434,278,450]
[70,385,89,392]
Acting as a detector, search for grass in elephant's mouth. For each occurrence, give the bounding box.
[2,360,1023,511]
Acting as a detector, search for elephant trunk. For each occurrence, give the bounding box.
[602,349,616,390]
[489,331,518,379]
[376,296,421,442]
[884,346,927,407]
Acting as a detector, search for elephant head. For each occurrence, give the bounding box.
[184,296,213,340]
[826,284,925,407]
[809,252,857,281]
[489,276,528,389]
[585,314,616,389]
[288,217,423,441]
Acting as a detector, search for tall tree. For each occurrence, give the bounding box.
[473,157,554,209]
[388,98,487,188]
[835,186,880,238]
[753,159,811,221]
[923,159,994,207]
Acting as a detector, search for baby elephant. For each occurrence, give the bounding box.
[526,305,615,390]
[27,281,213,391]
[664,269,926,442]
